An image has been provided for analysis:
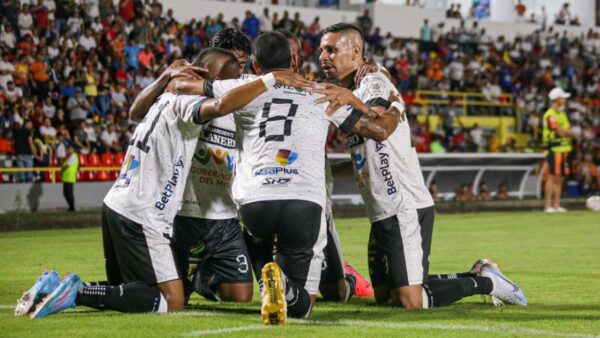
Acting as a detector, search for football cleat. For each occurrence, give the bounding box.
[344,262,374,297]
[15,270,60,316]
[555,206,567,212]
[260,262,286,325]
[470,258,498,275]
[544,207,557,213]
[30,274,82,319]
[480,263,527,306]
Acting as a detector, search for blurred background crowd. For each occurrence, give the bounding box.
[0,0,597,193]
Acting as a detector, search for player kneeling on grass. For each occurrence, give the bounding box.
[316,23,528,309]
[15,50,313,319]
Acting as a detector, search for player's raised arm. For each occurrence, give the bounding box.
[129,60,206,122]
[197,71,316,122]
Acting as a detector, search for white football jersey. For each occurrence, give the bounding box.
[103,92,206,234]
[177,114,238,220]
[348,72,412,222]
[206,77,360,209]
[392,96,434,209]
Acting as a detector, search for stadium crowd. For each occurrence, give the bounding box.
[0,0,598,192]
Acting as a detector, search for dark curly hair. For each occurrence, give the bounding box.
[210,28,252,56]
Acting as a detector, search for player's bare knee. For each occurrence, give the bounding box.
[399,294,423,309]
[165,294,185,312]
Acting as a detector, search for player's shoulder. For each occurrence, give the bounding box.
[358,72,394,97]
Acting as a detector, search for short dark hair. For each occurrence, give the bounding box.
[275,28,302,48]
[254,32,291,72]
[193,47,235,67]
[322,23,365,51]
[210,28,252,56]
[192,47,239,79]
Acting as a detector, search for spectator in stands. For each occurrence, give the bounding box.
[39,117,57,145]
[357,9,372,35]
[259,7,272,33]
[67,88,90,129]
[3,81,23,104]
[13,119,35,183]
[477,181,492,201]
[496,183,509,200]
[18,4,34,38]
[515,0,526,22]
[100,123,121,153]
[242,11,260,39]
[73,120,90,155]
[0,53,15,90]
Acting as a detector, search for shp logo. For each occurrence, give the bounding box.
[275,149,298,166]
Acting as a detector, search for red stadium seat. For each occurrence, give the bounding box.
[0,139,12,154]
[101,153,114,166]
[96,170,110,181]
[78,153,88,167]
[113,152,125,166]
[88,153,101,167]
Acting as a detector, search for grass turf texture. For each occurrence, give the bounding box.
[1,211,599,337]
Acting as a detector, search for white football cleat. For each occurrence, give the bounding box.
[544,207,556,213]
[470,258,498,275]
[480,263,527,306]
[555,206,567,212]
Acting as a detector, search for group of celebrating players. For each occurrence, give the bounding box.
[16,23,527,324]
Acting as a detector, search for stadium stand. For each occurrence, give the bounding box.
[0,0,597,196]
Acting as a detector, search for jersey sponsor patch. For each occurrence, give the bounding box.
[200,125,235,149]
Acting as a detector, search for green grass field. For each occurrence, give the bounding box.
[1,211,599,337]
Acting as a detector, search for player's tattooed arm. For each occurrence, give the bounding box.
[311,83,400,141]
[129,60,206,122]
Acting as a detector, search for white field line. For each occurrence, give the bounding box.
[2,305,597,338]
[183,318,600,338]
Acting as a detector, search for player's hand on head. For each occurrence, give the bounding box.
[354,62,380,87]
[271,70,316,89]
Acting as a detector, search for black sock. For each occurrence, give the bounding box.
[75,283,166,313]
[427,272,476,280]
[423,277,492,308]
[344,274,356,300]
[285,279,312,318]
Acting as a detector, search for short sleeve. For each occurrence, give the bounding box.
[204,77,255,98]
[172,94,209,125]
[355,72,394,103]
[329,104,362,134]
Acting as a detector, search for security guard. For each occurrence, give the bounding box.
[61,141,79,212]
[542,87,574,213]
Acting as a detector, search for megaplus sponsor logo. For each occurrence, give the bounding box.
[155,157,184,210]
[375,142,397,195]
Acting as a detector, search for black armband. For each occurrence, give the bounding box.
[204,80,215,98]
[365,97,391,109]
[192,97,211,125]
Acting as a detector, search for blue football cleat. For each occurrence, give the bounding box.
[30,274,82,319]
[15,270,60,316]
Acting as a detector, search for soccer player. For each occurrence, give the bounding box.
[542,87,574,213]
[18,49,311,318]
[278,28,373,301]
[314,23,527,309]
[168,31,401,323]
[127,29,256,304]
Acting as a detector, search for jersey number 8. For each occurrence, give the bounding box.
[259,98,297,142]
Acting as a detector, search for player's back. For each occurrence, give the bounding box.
[232,84,351,209]
[103,92,205,232]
